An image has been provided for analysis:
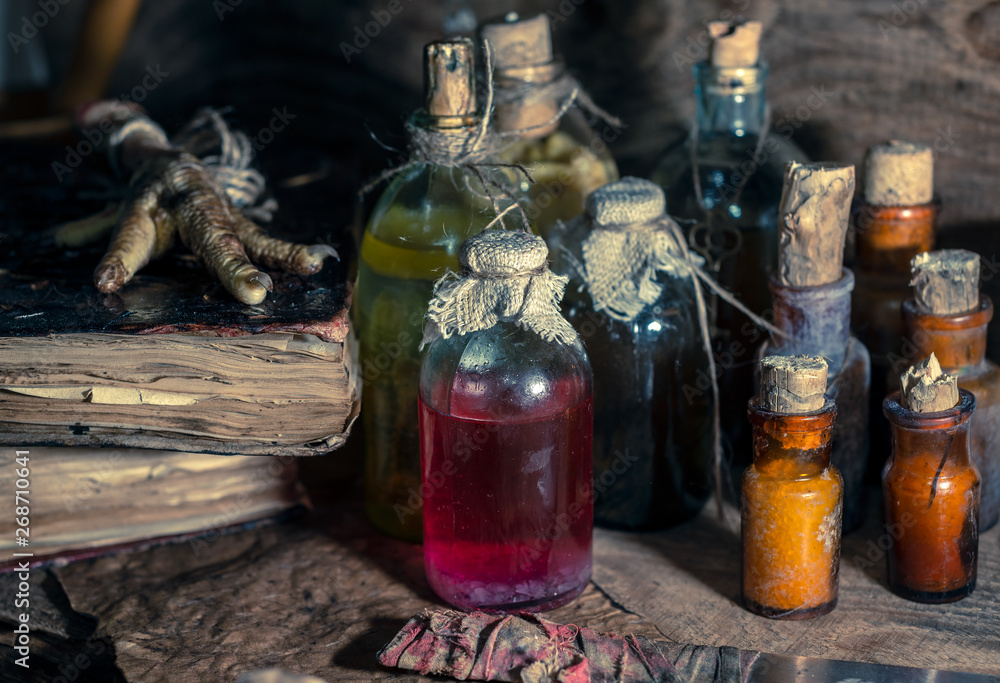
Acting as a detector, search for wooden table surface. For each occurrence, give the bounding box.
[6,475,1000,682]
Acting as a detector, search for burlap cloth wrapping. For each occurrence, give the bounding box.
[575,177,696,322]
[422,229,578,347]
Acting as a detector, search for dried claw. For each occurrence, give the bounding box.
[307,243,340,261]
[230,263,271,305]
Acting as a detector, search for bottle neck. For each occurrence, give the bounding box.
[902,297,992,373]
[883,390,975,468]
[770,270,854,373]
[694,62,767,137]
[747,399,836,477]
[854,200,939,275]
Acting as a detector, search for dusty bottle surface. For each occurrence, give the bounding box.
[356,40,524,541]
[900,297,1000,530]
[758,271,870,532]
[882,389,979,603]
[742,395,842,619]
[651,59,806,466]
[554,178,714,529]
[483,13,619,241]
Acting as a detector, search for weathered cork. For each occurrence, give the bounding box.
[423,40,476,118]
[759,355,828,414]
[863,141,934,207]
[777,162,855,287]
[481,13,553,69]
[911,249,980,315]
[900,353,959,412]
[708,20,762,68]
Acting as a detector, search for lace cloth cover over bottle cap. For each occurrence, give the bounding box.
[424,230,577,345]
[579,177,691,322]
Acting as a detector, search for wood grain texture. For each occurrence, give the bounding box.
[592,492,1000,676]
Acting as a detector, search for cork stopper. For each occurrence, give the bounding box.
[863,141,934,207]
[481,14,560,137]
[777,162,856,287]
[423,39,477,119]
[481,13,553,70]
[759,355,828,414]
[708,21,762,68]
[910,249,980,315]
[586,177,665,227]
[900,353,959,412]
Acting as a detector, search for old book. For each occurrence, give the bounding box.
[0,446,307,569]
[0,142,360,457]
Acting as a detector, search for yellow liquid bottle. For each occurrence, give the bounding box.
[356,39,526,541]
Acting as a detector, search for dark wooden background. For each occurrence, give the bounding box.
[29,0,1000,231]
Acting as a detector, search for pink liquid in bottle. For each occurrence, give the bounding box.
[419,394,593,611]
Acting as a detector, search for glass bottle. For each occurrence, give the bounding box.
[900,296,1000,531]
[482,13,619,241]
[757,270,871,532]
[356,39,524,541]
[853,200,939,481]
[553,177,714,529]
[742,358,842,620]
[419,232,594,612]
[650,48,807,467]
[882,389,979,603]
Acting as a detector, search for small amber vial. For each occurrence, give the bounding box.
[743,390,843,619]
[882,389,979,603]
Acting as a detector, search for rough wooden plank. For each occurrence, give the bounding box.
[591,492,1000,676]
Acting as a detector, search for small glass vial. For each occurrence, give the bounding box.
[481,13,619,240]
[743,355,842,620]
[553,177,714,529]
[883,359,979,603]
[356,40,525,541]
[420,230,594,611]
[900,249,1000,531]
[851,142,938,477]
[649,21,807,464]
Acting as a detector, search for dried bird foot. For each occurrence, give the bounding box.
[79,102,336,305]
[54,204,122,247]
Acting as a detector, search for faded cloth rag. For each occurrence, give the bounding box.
[422,230,579,347]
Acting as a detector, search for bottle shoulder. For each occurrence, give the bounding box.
[366,162,524,249]
[420,321,592,420]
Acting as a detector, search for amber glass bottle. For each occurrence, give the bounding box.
[882,389,979,603]
[742,357,843,620]
[482,13,618,241]
[901,296,1000,531]
[356,40,524,541]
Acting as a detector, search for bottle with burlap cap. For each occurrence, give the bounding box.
[743,355,843,620]
[419,229,594,612]
[649,20,807,463]
[882,354,979,603]
[892,249,1000,531]
[480,12,619,240]
[851,141,939,483]
[551,176,715,529]
[356,39,526,542]
[755,161,871,533]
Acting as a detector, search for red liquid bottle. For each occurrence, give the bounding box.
[419,231,594,611]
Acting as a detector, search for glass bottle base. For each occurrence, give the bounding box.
[426,560,591,613]
[743,596,838,620]
[889,580,975,604]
